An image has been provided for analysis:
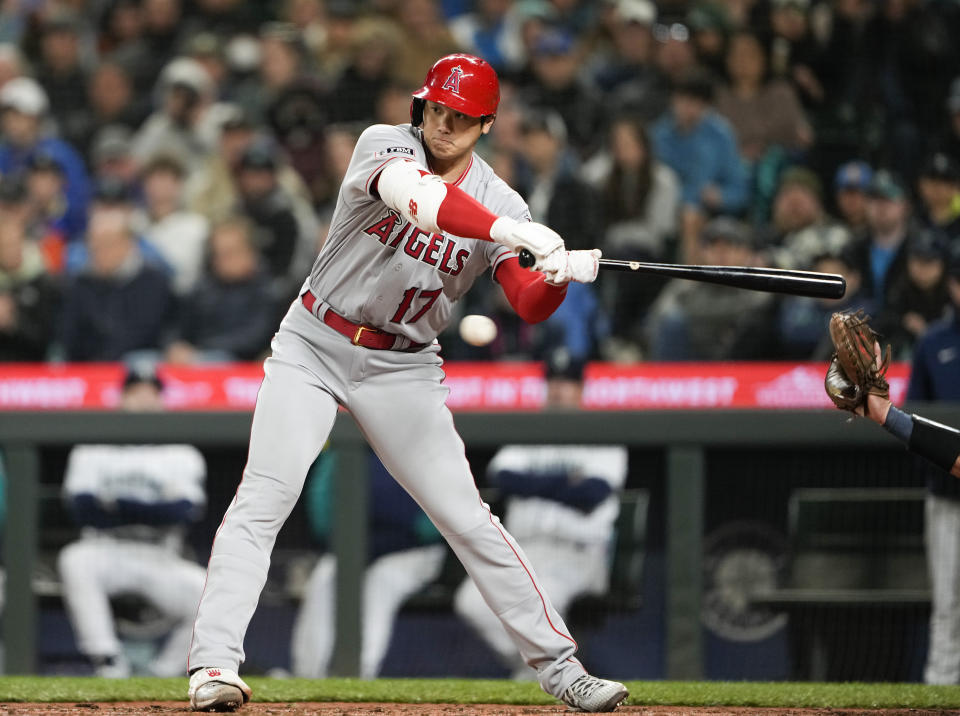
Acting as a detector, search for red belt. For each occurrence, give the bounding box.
[301,292,427,352]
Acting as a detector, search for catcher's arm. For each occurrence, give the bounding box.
[855,346,960,478]
[871,398,960,478]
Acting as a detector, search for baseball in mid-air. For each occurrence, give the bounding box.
[459,314,498,346]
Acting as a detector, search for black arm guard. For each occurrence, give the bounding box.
[909,414,960,473]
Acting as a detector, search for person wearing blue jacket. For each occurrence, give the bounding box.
[651,68,748,262]
[0,77,90,241]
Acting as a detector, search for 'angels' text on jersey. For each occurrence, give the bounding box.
[362,209,470,277]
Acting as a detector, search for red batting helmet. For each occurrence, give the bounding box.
[410,54,500,126]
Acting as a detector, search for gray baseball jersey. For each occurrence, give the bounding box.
[190,122,589,700]
[306,123,525,344]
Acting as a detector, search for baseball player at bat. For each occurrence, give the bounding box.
[187,54,627,712]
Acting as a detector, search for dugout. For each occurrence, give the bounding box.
[2,406,958,681]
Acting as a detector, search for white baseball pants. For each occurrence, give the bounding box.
[58,537,206,676]
[924,493,960,685]
[189,301,587,698]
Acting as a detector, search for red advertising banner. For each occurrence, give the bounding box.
[0,361,910,411]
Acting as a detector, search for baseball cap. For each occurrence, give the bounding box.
[687,2,728,31]
[238,142,278,171]
[532,27,575,56]
[702,216,752,246]
[520,108,568,142]
[122,363,164,392]
[906,228,948,261]
[834,160,873,191]
[92,125,133,165]
[93,176,132,204]
[615,0,656,25]
[26,151,64,175]
[867,169,906,200]
[219,104,254,132]
[919,152,960,183]
[0,77,49,116]
[779,166,823,200]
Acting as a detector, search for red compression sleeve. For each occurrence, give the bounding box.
[495,256,566,324]
[371,165,499,240]
[435,182,498,239]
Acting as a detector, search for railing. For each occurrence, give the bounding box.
[3,405,959,678]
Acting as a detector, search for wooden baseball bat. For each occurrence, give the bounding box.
[517,249,846,300]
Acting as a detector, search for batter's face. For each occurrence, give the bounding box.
[421,101,491,163]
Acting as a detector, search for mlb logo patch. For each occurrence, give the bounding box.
[374,146,415,159]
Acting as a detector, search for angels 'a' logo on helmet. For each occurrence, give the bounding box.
[441,65,463,94]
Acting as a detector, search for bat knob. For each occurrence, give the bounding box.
[518,248,535,268]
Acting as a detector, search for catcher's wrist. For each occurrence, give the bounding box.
[882,405,913,444]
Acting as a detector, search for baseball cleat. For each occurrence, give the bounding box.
[189,667,252,712]
[561,674,629,712]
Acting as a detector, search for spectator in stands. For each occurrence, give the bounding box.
[23,153,72,271]
[448,0,524,72]
[850,169,914,310]
[291,449,445,679]
[56,207,175,362]
[907,242,960,685]
[325,17,398,125]
[89,125,139,187]
[390,0,462,89]
[453,359,628,679]
[185,106,313,225]
[58,365,207,678]
[862,0,960,181]
[645,216,770,359]
[915,152,960,241]
[0,219,59,362]
[33,10,89,147]
[877,228,951,360]
[516,109,600,252]
[138,0,187,85]
[71,62,147,162]
[234,139,314,302]
[653,21,699,88]
[133,153,209,296]
[764,166,851,270]
[685,1,731,79]
[581,116,680,357]
[131,57,220,172]
[517,27,604,157]
[715,29,812,166]
[0,77,91,246]
[583,115,680,262]
[651,68,748,262]
[766,0,822,109]
[164,216,274,364]
[730,247,873,360]
[592,0,669,123]
[258,22,329,202]
[832,160,873,237]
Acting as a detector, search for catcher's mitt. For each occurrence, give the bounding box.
[824,310,890,413]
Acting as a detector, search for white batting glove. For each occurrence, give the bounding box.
[543,249,602,285]
[490,217,565,263]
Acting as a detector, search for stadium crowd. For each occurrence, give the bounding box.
[0,0,959,369]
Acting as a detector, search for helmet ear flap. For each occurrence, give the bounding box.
[410,98,425,127]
